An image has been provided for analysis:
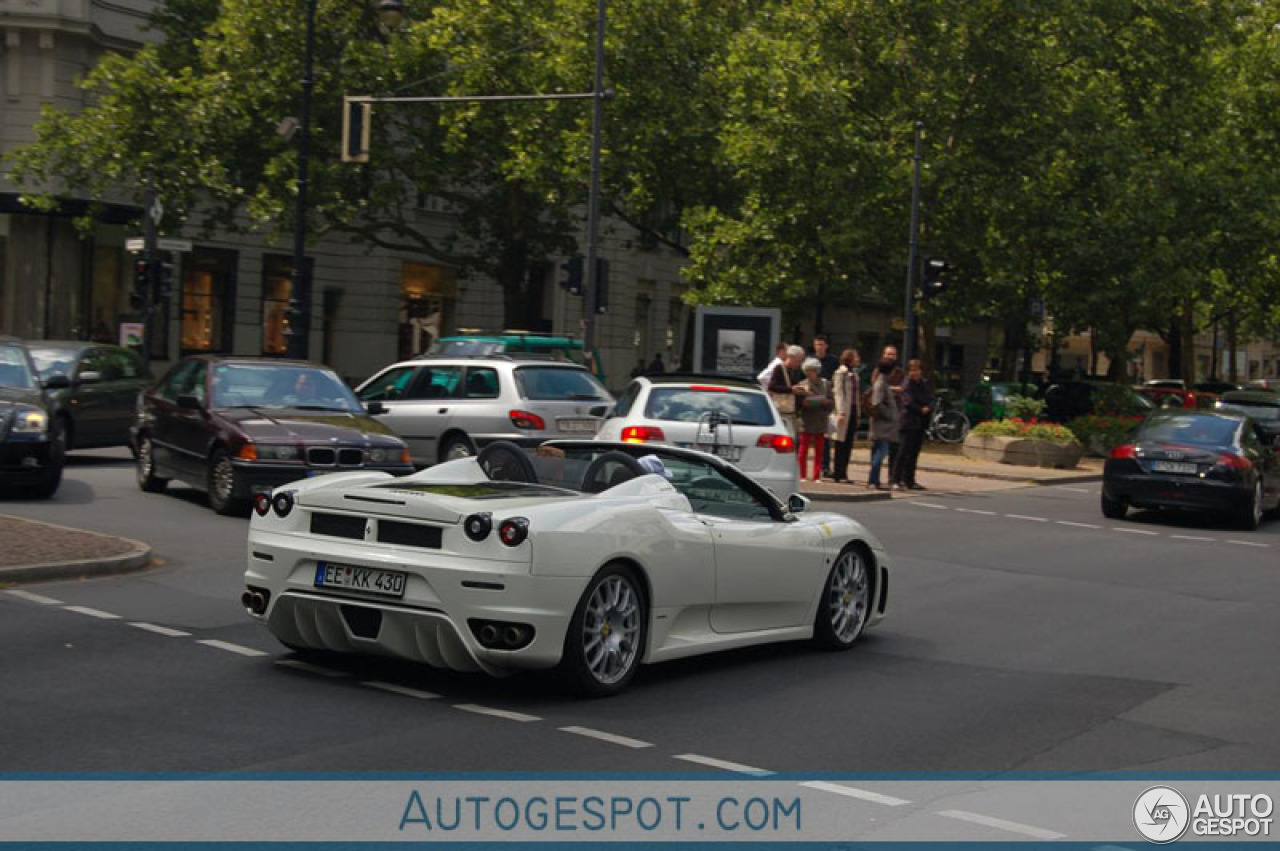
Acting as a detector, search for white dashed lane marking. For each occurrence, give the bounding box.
[4,589,63,605]
[275,659,348,677]
[937,808,1066,840]
[128,622,191,638]
[1056,520,1101,529]
[1226,539,1270,548]
[799,780,911,807]
[955,508,997,516]
[1112,528,1159,536]
[1054,486,1093,493]
[912,502,950,510]
[62,605,120,620]
[362,681,440,700]
[196,639,269,657]
[1170,534,1215,542]
[455,704,541,723]
[1005,514,1048,522]
[559,726,654,749]
[672,754,773,776]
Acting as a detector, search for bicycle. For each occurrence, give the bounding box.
[925,399,970,443]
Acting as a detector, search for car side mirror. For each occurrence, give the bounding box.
[366,401,387,415]
[76,371,101,384]
[42,373,71,390]
[786,493,810,515]
[176,394,202,410]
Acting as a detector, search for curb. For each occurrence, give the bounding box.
[915,463,1104,484]
[0,516,154,585]
[799,489,894,503]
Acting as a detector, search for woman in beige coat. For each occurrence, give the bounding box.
[830,349,861,482]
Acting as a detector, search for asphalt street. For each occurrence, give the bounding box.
[3,448,1278,779]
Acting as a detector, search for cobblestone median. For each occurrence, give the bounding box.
[0,515,141,568]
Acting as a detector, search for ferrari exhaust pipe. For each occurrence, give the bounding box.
[479,624,500,647]
[241,590,253,611]
[502,626,523,647]
[242,589,268,615]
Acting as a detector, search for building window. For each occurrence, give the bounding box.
[399,261,456,361]
[262,254,292,356]
[181,248,237,353]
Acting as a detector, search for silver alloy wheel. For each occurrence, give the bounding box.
[828,549,870,644]
[580,574,642,685]
[213,454,235,504]
[445,439,474,461]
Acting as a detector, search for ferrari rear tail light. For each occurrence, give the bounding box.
[253,493,272,516]
[757,433,795,453]
[272,490,295,517]
[509,410,546,430]
[621,425,664,443]
[498,517,529,546]
[1216,452,1252,470]
[464,512,493,541]
[1109,444,1137,460]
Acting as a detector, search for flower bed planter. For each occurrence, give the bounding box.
[962,433,1084,469]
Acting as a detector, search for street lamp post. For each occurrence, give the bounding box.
[902,120,923,362]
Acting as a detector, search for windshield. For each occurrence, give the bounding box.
[210,364,362,411]
[26,347,76,380]
[514,366,610,401]
[644,387,776,426]
[1217,402,1280,423]
[0,345,36,389]
[434,340,504,357]
[1139,414,1239,447]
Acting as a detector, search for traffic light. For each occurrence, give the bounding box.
[157,260,175,301]
[342,96,371,163]
[593,257,609,314]
[130,258,151,310]
[922,257,949,297]
[559,255,584,295]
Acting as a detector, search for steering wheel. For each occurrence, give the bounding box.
[477,440,539,483]
[581,451,646,494]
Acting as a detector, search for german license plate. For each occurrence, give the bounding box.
[1152,460,1197,474]
[314,561,407,598]
[679,443,741,462]
[558,418,599,434]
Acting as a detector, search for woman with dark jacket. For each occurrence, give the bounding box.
[891,359,934,490]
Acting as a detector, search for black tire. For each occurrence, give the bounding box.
[27,462,63,500]
[1238,478,1263,531]
[55,413,73,454]
[1101,490,1127,520]
[207,447,247,516]
[814,544,873,650]
[439,433,475,463]
[136,434,169,493]
[559,563,647,697]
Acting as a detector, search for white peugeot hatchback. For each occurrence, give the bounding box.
[595,374,799,497]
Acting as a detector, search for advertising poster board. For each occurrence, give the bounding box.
[693,307,781,377]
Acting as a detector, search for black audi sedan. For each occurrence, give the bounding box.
[133,356,413,514]
[1102,410,1280,530]
[0,338,66,498]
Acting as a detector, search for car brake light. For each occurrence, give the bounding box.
[1109,444,1136,459]
[236,443,259,461]
[498,517,529,546]
[689,385,729,392]
[509,410,546,430]
[756,433,795,453]
[622,425,665,443]
[1216,452,1252,470]
[252,493,272,516]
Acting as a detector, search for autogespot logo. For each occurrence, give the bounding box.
[1134,786,1190,843]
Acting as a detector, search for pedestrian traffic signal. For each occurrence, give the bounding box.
[342,96,371,163]
[559,255,584,296]
[130,258,151,310]
[922,257,949,297]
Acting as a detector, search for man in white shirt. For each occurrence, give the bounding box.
[757,341,790,389]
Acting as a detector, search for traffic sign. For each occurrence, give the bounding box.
[126,237,192,253]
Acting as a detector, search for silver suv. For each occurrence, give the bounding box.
[354,356,614,465]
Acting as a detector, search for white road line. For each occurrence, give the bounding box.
[128,622,191,637]
[362,681,440,700]
[559,726,654,749]
[4,589,63,605]
[196,639,269,657]
[62,605,120,620]
[1054,486,1092,493]
[1226,539,1270,548]
[1170,534,1215,542]
[672,754,773,776]
[1113,528,1158,536]
[1005,514,1048,522]
[275,659,348,677]
[954,508,997,516]
[937,808,1066,840]
[912,502,950,510]
[1056,520,1101,529]
[454,704,541,723]
[799,780,911,807]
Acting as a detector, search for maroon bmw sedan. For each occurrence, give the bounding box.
[132,356,413,514]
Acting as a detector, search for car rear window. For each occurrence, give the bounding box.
[1217,402,1280,422]
[1140,415,1239,446]
[644,387,776,426]
[514,367,610,401]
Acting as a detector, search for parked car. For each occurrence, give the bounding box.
[428,332,606,383]
[133,356,413,514]
[1245,378,1280,393]
[354,356,613,466]
[1043,380,1154,422]
[244,440,890,695]
[1102,410,1279,529]
[962,381,1040,424]
[25,340,150,452]
[1193,380,1240,395]
[0,338,66,498]
[1143,378,1186,390]
[1215,391,1280,442]
[1134,385,1218,411]
[596,374,799,497]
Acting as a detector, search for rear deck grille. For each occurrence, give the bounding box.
[309,512,366,540]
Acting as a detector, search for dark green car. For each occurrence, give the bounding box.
[963,381,1040,424]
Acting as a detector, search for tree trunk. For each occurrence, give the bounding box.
[1164,317,1182,379]
[498,239,534,330]
[1227,311,1239,384]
